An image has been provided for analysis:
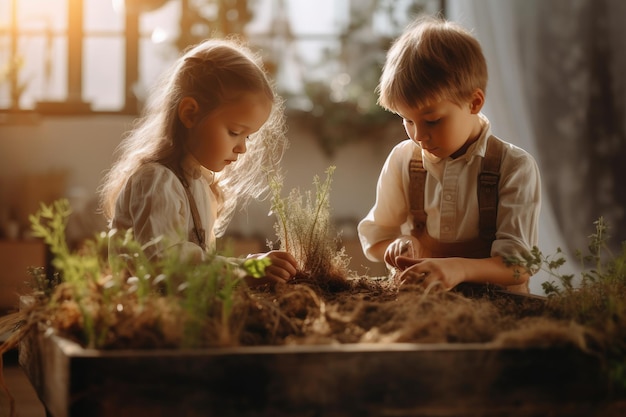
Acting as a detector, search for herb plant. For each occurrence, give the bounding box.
[2,198,268,350]
[506,217,626,389]
[268,166,352,290]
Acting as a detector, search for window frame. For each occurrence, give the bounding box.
[1,0,446,117]
[0,0,140,116]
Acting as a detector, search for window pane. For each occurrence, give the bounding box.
[0,0,10,28]
[135,0,181,106]
[248,0,349,36]
[285,0,348,35]
[137,38,178,102]
[0,35,11,108]
[84,37,124,110]
[16,0,67,32]
[38,36,68,103]
[1,36,66,108]
[139,1,180,40]
[85,0,123,32]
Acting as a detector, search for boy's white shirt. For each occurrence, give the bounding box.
[112,154,218,261]
[358,113,541,262]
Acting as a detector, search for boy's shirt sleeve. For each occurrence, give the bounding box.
[358,140,414,261]
[491,144,541,260]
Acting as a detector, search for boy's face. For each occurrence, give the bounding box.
[396,90,484,159]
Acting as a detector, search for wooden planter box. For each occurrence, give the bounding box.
[19,323,625,417]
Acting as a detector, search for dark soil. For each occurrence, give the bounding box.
[232,276,594,352]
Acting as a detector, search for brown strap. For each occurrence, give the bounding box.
[478,136,503,241]
[181,184,207,251]
[408,136,503,242]
[408,146,427,237]
[170,168,207,251]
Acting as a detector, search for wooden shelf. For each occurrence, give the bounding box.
[0,240,47,313]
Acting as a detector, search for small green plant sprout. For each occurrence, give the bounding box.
[503,246,573,296]
[268,166,352,290]
[29,199,101,288]
[574,217,615,283]
[242,257,271,278]
[504,217,619,297]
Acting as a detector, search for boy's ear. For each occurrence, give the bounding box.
[469,89,485,114]
[178,97,200,128]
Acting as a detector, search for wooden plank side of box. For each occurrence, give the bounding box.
[19,328,617,417]
[19,326,71,417]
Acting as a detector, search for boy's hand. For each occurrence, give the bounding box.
[397,257,465,291]
[384,236,419,269]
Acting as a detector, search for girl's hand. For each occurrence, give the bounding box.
[384,236,419,269]
[245,250,298,286]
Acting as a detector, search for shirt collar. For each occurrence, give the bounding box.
[461,113,492,162]
[182,153,215,184]
[422,113,492,164]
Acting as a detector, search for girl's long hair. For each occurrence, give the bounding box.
[99,37,287,236]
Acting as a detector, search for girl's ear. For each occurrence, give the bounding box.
[178,97,200,128]
[469,88,485,114]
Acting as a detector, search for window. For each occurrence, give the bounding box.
[0,0,444,115]
[0,0,178,114]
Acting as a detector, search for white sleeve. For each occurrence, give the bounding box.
[357,141,413,261]
[492,146,541,259]
[112,164,206,262]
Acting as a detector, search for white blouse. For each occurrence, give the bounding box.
[112,156,218,261]
[358,114,541,262]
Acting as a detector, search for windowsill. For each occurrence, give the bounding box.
[0,100,93,126]
[0,110,41,126]
[35,100,92,114]
[0,104,139,125]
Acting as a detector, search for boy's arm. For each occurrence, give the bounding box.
[396,255,529,290]
[491,147,541,266]
[358,141,415,261]
[367,239,393,261]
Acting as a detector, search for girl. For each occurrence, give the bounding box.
[99,38,298,285]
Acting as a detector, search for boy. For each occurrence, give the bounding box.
[357,16,540,293]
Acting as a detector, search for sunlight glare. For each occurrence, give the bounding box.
[151,26,168,44]
[111,0,124,15]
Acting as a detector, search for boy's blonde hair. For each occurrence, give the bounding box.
[100,37,287,237]
[377,16,488,112]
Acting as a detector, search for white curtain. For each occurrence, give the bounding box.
[447,0,578,294]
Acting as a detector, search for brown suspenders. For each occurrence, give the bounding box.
[408,135,504,244]
[408,154,428,236]
[178,175,207,251]
[477,136,503,241]
[407,137,531,293]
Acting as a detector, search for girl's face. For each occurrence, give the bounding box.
[181,91,272,172]
[395,90,485,159]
